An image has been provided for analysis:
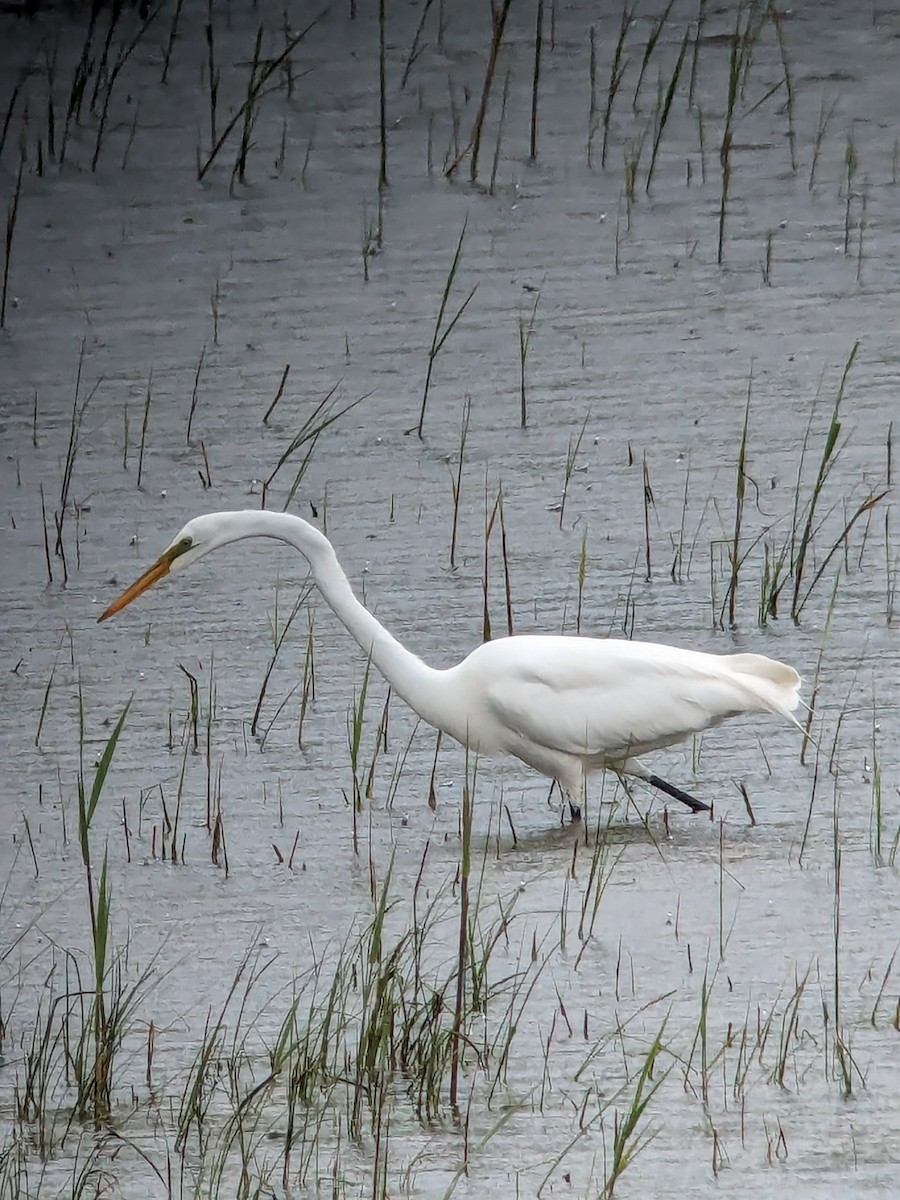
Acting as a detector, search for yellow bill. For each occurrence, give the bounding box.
[97,535,197,622]
[97,555,171,622]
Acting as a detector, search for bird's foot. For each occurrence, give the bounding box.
[647,774,711,814]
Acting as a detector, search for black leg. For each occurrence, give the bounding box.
[568,800,582,822]
[647,774,711,814]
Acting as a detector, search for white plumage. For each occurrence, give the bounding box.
[100,511,802,817]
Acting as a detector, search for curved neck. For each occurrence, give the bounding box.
[224,512,448,726]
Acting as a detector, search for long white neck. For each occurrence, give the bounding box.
[213,511,451,728]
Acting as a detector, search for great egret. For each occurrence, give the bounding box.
[98,511,802,817]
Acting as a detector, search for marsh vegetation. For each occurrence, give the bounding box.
[1,1,899,1196]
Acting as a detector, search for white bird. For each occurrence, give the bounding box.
[99,511,802,818]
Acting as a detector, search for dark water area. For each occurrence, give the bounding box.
[1,1,899,1195]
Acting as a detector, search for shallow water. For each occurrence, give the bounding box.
[1,1,899,1196]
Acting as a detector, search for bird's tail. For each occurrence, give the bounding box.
[727,653,803,721]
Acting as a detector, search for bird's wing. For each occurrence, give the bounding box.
[478,638,779,761]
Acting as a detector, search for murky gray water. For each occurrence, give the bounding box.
[2,1,899,1196]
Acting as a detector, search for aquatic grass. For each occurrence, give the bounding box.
[262,383,367,508]
[424,727,442,811]
[687,0,707,105]
[518,289,540,428]
[21,815,39,880]
[770,2,796,172]
[763,1116,789,1164]
[717,11,742,265]
[88,1,125,112]
[186,345,207,444]
[300,125,315,187]
[481,482,501,642]
[682,958,716,1104]
[632,0,676,114]
[209,771,229,876]
[274,997,341,1190]
[257,834,532,1139]
[529,0,545,161]
[449,395,471,570]
[796,571,840,777]
[843,129,858,255]
[587,25,599,167]
[808,94,837,191]
[263,362,291,425]
[442,75,464,173]
[669,461,692,582]
[204,657,217,828]
[274,121,288,176]
[16,986,70,1156]
[209,271,221,345]
[789,343,887,622]
[769,962,812,1089]
[176,941,270,1157]
[364,691,391,802]
[401,0,437,90]
[177,662,200,753]
[54,343,99,583]
[487,925,554,1102]
[725,380,751,626]
[60,11,100,166]
[426,108,435,176]
[71,696,154,1124]
[488,67,511,195]
[5,846,542,1190]
[250,584,312,738]
[559,410,590,531]
[231,26,264,193]
[576,530,588,634]
[0,150,23,330]
[361,199,380,281]
[622,129,647,230]
[870,943,898,1027]
[160,0,185,84]
[867,696,886,865]
[602,1,635,169]
[136,368,153,489]
[346,658,372,851]
[449,769,473,1113]
[574,812,625,968]
[855,180,868,284]
[198,12,326,181]
[829,780,861,1097]
[34,659,57,750]
[761,228,775,285]
[541,994,671,1199]
[754,343,885,625]
[120,95,142,171]
[378,0,388,191]
[0,65,30,165]
[601,1016,670,1198]
[445,0,513,183]
[297,610,317,749]
[413,219,478,439]
[644,25,689,195]
[487,484,515,637]
[693,101,707,183]
[90,8,159,173]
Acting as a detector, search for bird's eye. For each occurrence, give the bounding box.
[168,536,193,561]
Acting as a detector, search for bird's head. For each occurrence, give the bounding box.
[97,513,229,622]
